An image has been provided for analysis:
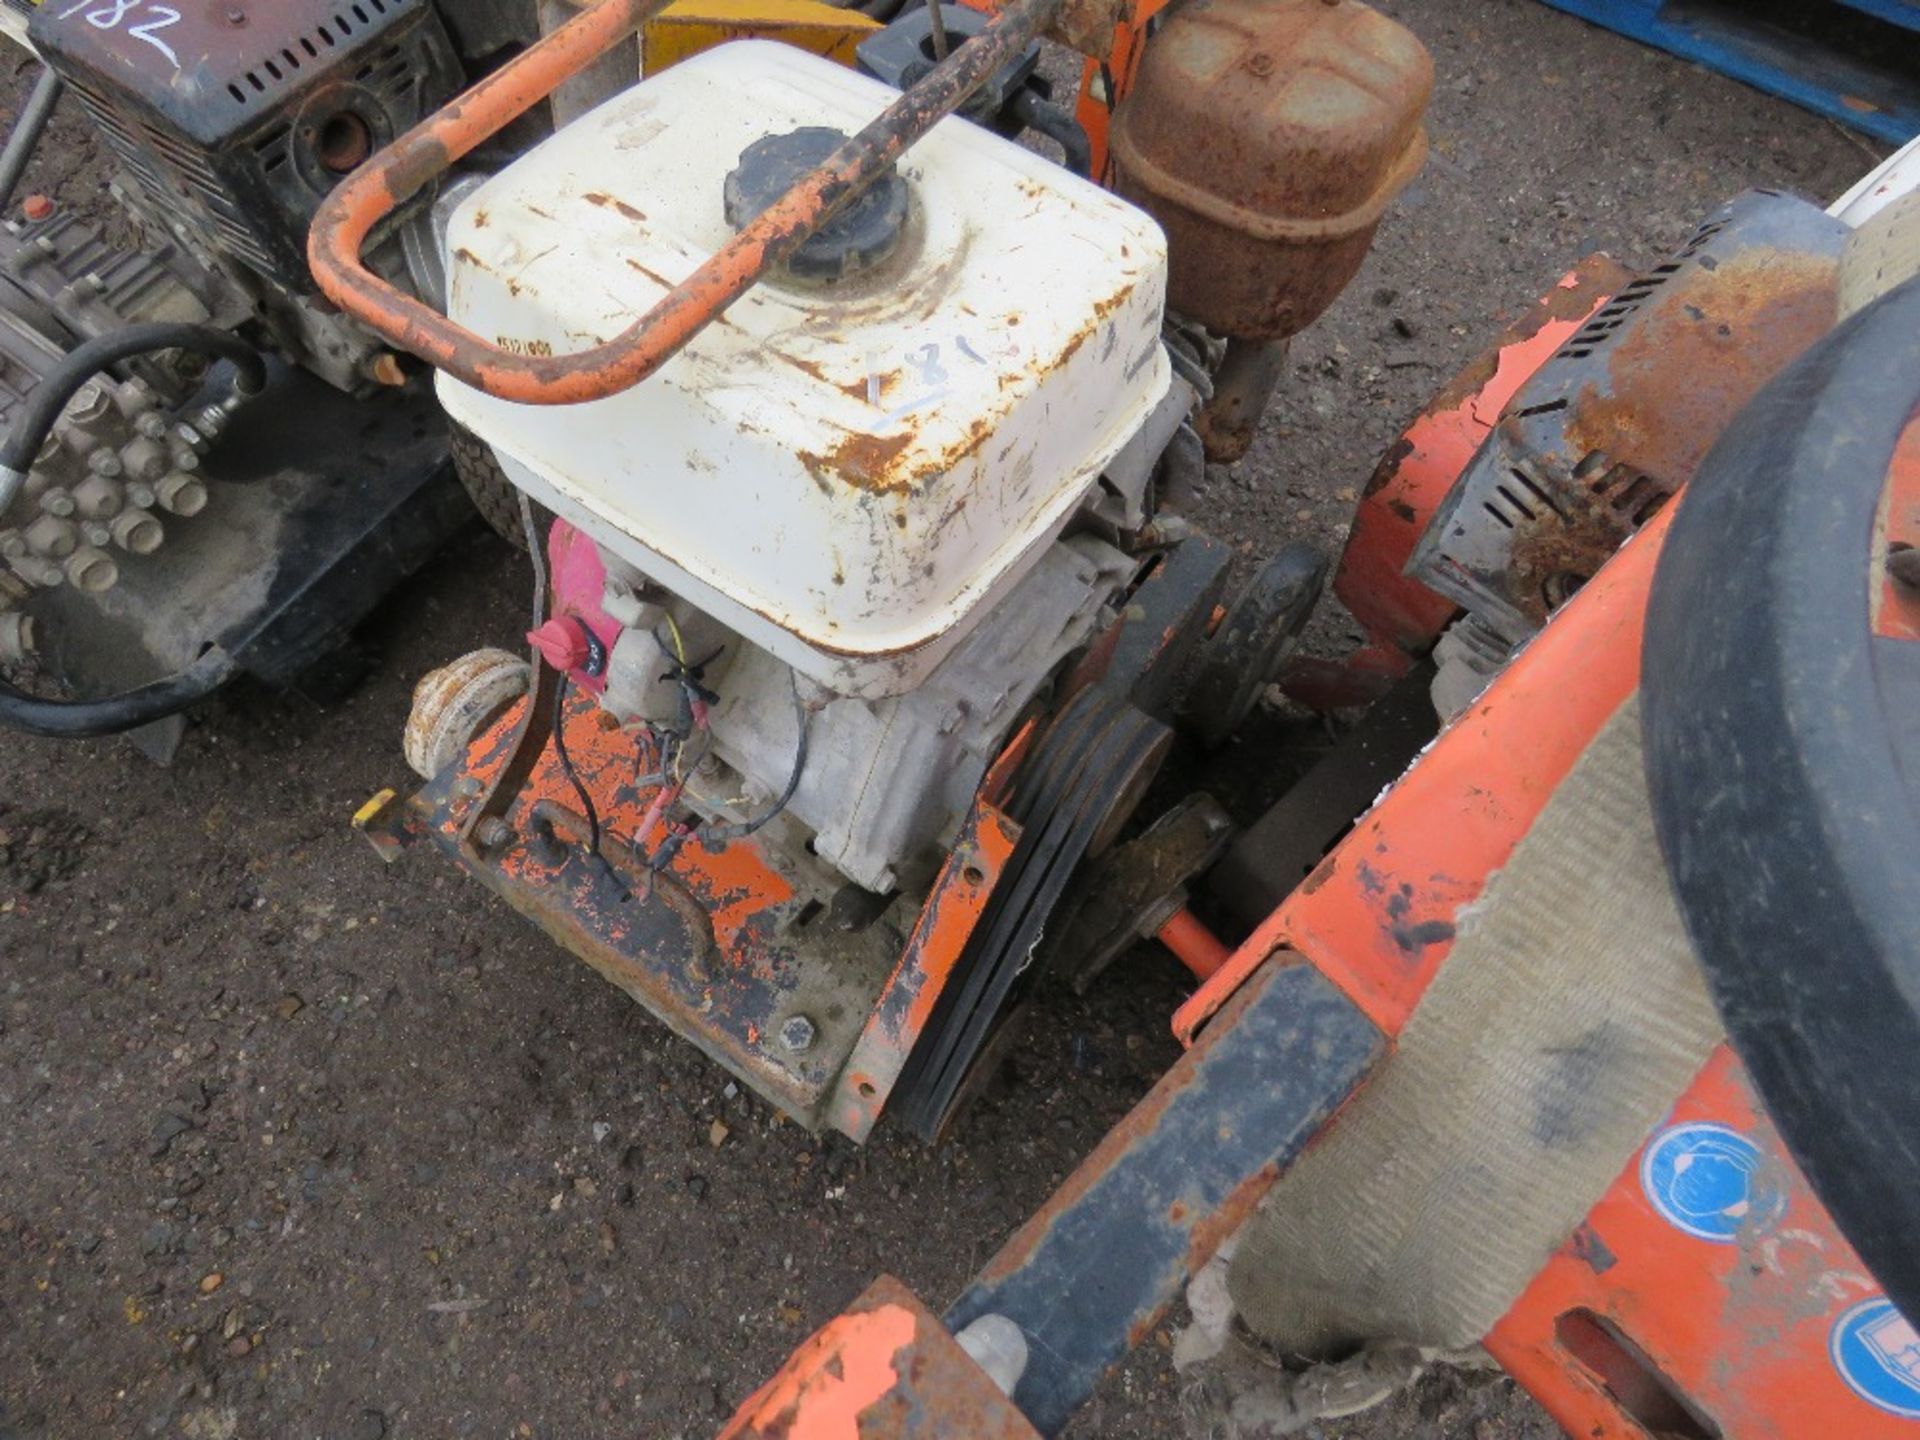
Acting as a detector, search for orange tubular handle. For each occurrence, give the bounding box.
[307,0,1068,407]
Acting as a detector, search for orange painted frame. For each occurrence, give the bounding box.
[414,690,1017,1135]
[1175,501,1919,1435]
[1169,284,1920,1434]
[1490,1047,1915,1439]
[1174,493,1672,1044]
[1875,421,1920,641]
[718,1276,1041,1439]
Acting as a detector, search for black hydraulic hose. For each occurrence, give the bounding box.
[0,69,65,218]
[1009,89,1091,178]
[0,647,239,739]
[0,322,268,485]
[0,324,267,737]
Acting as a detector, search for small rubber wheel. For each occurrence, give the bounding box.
[450,421,532,550]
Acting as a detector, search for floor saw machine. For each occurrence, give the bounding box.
[341,0,1438,1143]
[229,0,1907,1430]
[708,146,1920,1437]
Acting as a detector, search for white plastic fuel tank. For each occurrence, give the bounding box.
[438,41,1170,699]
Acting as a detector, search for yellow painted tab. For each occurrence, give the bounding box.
[642,0,880,75]
[352,788,398,830]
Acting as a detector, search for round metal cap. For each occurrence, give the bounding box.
[723,127,909,282]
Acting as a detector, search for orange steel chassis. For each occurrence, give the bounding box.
[389,682,1022,1139]
[1226,495,1916,1436]
[1174,356,1920,1438]
[714,285,1920,1437]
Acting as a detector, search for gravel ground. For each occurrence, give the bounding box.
[0,7,1877,1439]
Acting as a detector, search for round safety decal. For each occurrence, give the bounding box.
[1832,1298,1920,1419]
[1639,1121,1778,1243]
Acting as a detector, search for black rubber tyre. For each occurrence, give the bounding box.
[450,422,529,550]
[1643,276,1920,1322]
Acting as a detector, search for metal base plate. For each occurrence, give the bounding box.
[409,687,1018,1137]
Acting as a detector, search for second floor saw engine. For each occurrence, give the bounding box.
[357,0,1435,1140]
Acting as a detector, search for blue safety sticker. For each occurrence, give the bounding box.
[1832,1298,1920,1419]
[1639,1121,1779,1243]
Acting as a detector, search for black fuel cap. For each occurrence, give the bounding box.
[723,127,909,282]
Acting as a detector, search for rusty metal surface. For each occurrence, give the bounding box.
[1049,792,1234,993]
[1108,0,1431,339]
[719,1276,1041,1439]
[1282,259,1627,711]
[828,803,1019,1143]
[945,958,1383,1435]
[1072,532,1231,720]
[411,687,989,1136]
[456,656,562,867]
[1183,540,1327,748]
[307,0,1068,405]
[401,647,529,783]
[1043,0,1126,59]
[1193,337,1288,462]
[1409,191,1848,642]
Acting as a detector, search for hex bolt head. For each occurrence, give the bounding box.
[778,1014,817,1053]
[65,383,111,426]
[474,816,513,849]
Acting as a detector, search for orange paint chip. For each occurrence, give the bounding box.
[720,1303,917,1439]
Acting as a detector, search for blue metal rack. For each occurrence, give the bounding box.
[1538,0,1920,144]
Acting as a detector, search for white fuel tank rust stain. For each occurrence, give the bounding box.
[437,42,1170,701]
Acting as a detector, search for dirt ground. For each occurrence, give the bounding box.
[0,5,1877,1438]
